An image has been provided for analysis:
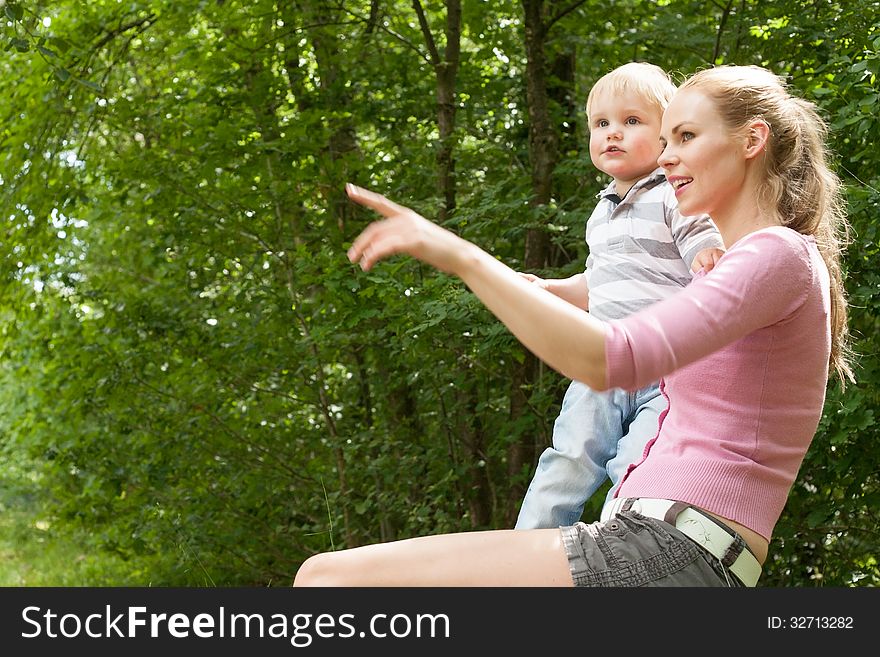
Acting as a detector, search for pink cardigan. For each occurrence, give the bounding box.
[605,227,831,539]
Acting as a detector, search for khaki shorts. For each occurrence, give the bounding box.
[561,511,744,587]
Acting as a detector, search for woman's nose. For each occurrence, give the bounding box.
[657,147,677,168]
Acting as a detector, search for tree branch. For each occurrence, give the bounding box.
[546,0,589,33]
[412,0,440,66]
[331,0,430,63]
[366,0,380,34]
[93,14,157,52]
[713,0,736,63]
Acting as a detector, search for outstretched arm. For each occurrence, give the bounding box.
[346,184,608,390]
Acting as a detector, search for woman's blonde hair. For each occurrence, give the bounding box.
[680,65,854,385]
[586,62,676,122]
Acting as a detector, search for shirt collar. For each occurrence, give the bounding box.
[595,167,666,201]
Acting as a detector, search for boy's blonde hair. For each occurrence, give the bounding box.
[585,62,676,122]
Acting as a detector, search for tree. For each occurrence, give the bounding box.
[1,0,876,586]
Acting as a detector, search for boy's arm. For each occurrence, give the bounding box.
[519,272,589,311]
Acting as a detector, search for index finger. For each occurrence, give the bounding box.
[346,183,407,218]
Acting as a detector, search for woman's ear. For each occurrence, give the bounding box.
[744,119,770,160]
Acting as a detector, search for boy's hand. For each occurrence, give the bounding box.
[518,272,550,290]
[691,247,725,274]
[519,272,590,311]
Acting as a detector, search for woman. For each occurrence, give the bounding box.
[293,65,852,587]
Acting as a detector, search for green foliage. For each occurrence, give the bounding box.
[0,0,877,586]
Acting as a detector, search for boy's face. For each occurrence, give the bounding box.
[588,89,664,193]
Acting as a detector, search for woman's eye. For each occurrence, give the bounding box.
[681,131,695,141]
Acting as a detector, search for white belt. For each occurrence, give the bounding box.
[601,497,762,587]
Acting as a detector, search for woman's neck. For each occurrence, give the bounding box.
[718,213,782,248]
[714,183,781,248]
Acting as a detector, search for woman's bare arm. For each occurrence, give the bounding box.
[346,184,608,389]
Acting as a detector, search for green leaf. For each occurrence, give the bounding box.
[5,4,24,22]
[75,78,104,93]
[806,507,830,528]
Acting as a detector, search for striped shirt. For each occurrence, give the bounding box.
[585,169,723,321]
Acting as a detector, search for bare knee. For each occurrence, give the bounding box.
[293,552,347,587]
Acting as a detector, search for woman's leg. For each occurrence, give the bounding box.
[293,528,572,587]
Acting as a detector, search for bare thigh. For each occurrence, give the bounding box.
[293,528,573,587]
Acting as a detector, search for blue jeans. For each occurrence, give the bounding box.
[515,380,665,529]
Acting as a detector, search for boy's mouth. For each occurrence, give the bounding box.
[604,146,623,153]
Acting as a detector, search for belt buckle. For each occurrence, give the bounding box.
[677,510,721,552]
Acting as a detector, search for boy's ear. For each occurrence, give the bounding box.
[744,119,770,160]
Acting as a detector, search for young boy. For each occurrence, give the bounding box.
[514,62,725,529]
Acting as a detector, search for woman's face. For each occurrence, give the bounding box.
[657,89,747,223]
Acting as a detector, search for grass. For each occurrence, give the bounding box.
[0,497,152,587]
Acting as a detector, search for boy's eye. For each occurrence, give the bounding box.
[596,119,609,128]
[625,117,640,125]
[681,131,695,141]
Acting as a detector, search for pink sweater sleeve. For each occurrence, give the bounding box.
[605,228,814,390]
